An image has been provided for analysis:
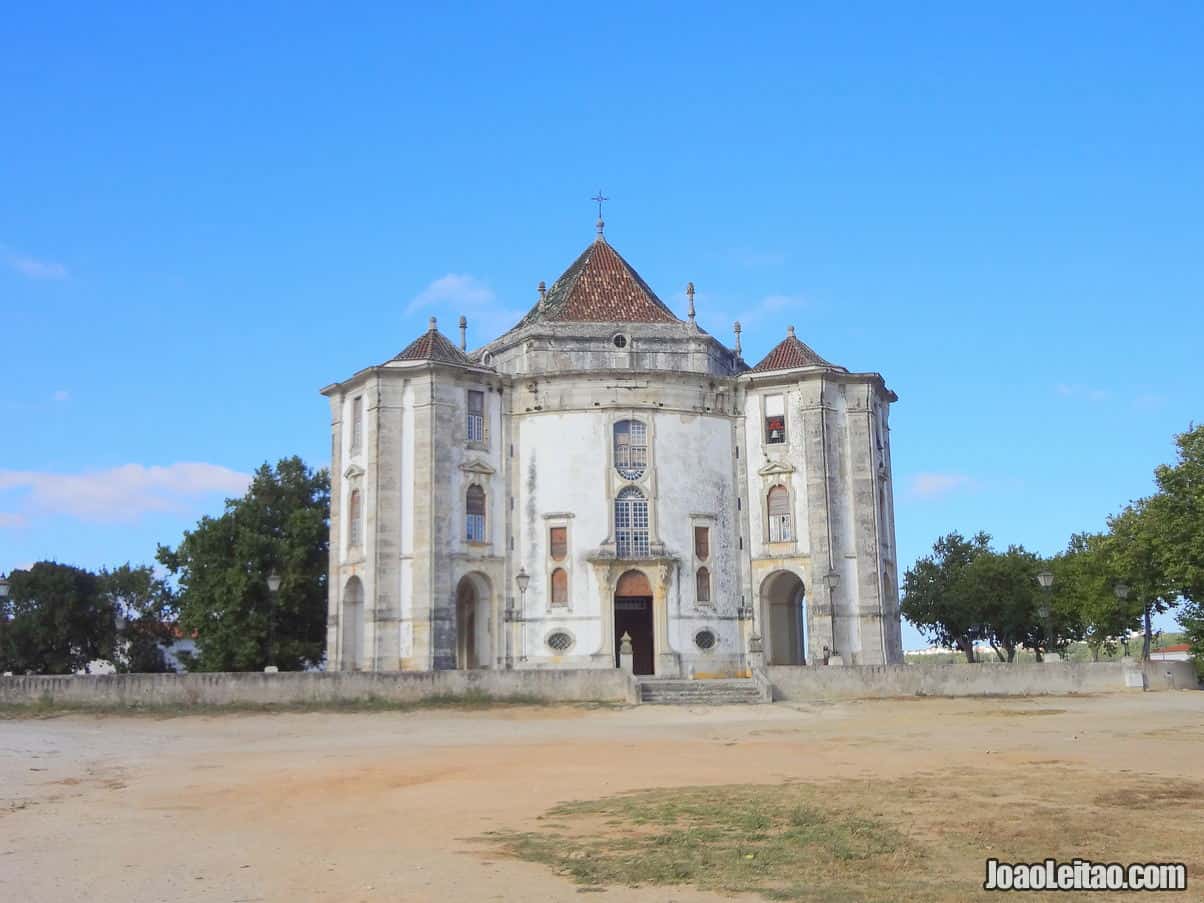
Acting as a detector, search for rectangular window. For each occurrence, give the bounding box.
[765,394,786,444]
[694,526,710,561]
[551,568,568,606]
[351,396,364,454]
[768,486,793,542]
[549,526,567,561]
[467,390,485,443]
[466,485,486,542]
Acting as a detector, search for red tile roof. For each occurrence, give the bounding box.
[750,328,836,372]
[513,239,680,326]
[394,318,470,364]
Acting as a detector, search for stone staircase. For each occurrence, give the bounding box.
[638,677,769,705]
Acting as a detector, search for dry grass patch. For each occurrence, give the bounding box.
[484,766,1204,902]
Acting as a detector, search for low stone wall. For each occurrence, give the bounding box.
[766,660,1199,701]
[0,668,640,708]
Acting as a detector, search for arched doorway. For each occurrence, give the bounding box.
[760,570,806,665]
[614,569,654,675]
[341,577,364,671]
[455,573,492,669]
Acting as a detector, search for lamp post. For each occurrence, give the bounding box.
[266,570,282,671]
[822,570,841,665]
[1114,583,1131,658]
[515,568,530,663]
[1036,569,1056,662]
[0,574,9,600]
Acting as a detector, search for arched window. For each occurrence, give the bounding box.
[348,490,362,548]
[613,419,648,479]
[767,485,792,542]
[466,484,486,542]
[696,566,711,603]
[551,568,568,606]
[615,487,649,558]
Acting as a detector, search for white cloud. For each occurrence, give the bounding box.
[0,462,251,525]
[403,272,527,346]
[2,245,69,281]
[405,273,495,315]
[0,512,27,528]
[907,472,976,500]
[52,389,70,402]
[1056,383,1111,402]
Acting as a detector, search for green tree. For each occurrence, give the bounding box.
[1105,499,1179,661]
[156,457,329,672]
[902,531,991,662]
[1049,533,1138,661]
[963,545,1054,662]
[0,561,116,674]
[1149,425,1204,663]
[99,563,177,673]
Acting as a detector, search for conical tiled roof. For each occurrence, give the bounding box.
[514,238,680,327]
[394,317,470,364]
[750,327,837,372]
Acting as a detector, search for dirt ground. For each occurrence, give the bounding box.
[2,691,1202,902]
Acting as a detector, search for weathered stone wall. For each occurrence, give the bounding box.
[0,669,639,708]
[766,660,1200,699]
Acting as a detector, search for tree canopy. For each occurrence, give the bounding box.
[0,561,116,674]
[156,456,329,672]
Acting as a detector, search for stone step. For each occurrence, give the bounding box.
[638,678,767,705]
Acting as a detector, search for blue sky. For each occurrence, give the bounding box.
[2,3,1200,649]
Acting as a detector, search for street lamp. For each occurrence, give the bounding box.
[0,574,9,599]
[823,570,841,663]
[515,568,530,662]
[1114,583,1131,657]
[1036,570,1055,661]
[266,570,281,670]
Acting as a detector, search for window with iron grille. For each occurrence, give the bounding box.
[765,394,786,445]
[696,566,711,603]
[351,396,363,454]
[349,490,362,548]
[694,525,710,561]
[551,567,568,606]
[465,484,486,542]
[549,526,567,561]
[767,484,792,542]
[613,420,648,479]
[466,390,485,443]
[615,487,650,558]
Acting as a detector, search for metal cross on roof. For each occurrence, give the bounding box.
[591,190,609,219]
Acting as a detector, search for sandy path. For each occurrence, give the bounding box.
[2,692,1201,902]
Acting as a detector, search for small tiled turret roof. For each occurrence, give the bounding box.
[513,238,680,327]
[750,325,837,372]
[394,317,470,364]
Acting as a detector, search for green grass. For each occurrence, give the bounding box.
[0,690,571,719]
[484,784,929,902]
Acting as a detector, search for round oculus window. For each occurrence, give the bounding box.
[612,333,628,348]
[694,629,717,651]
[546,630,574,653]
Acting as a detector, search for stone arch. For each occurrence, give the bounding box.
[341,576,365,671]
[455,571,493,669]
[759,569,807,665]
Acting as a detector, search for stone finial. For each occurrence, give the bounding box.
[537,281,547,312]
[787,324,795,338]
[428,316,437,332]
[619,631,633,656]
[459,315,468,351]
[686,282,696,322]
[595,217,606,240]
[733,320,743,356]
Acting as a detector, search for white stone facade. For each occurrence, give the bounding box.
[320,235,902,675]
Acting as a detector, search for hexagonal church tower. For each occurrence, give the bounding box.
[320,223,902,675]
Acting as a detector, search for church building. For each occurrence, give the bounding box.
[320,218,903,675]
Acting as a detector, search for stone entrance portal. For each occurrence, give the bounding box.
[614,569,654,675]
[455,574,491,670]
[760,570,807,665]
